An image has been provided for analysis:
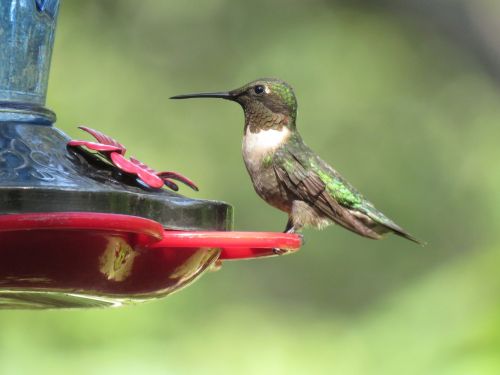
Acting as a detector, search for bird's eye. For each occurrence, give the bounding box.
[254,85,265,95]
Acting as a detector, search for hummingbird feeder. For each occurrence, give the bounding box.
[0,0,301,309]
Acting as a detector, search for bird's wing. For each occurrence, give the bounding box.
[312,152,422,243]
[273,144,382,239]
[275,137,422,244]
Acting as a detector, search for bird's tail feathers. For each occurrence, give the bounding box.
[359,205,425,246]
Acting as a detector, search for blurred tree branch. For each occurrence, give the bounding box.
[384,0,500,83]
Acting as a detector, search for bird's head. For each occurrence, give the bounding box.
[171,78,298,131]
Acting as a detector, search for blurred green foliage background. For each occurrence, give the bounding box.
[2,0,500,374]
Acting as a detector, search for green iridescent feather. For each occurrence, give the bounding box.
[274,132,421,243]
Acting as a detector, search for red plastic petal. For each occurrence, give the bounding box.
[67,140,123,153]
[129,157,183,190]
[78,126,126,153]
[110,154,163,188]
[70,128,197,191]
[130,157,156,173]
[157,171,199,191]
[136,168,165,189]
[110,153,141,174]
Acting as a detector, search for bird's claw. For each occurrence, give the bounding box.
[272,247,287,256]
[297,233,305,245]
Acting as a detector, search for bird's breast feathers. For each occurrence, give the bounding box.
[242,127,290,171]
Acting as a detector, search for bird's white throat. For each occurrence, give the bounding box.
[242,127,290,159]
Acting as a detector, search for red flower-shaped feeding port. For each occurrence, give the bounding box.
[68,126,198,191]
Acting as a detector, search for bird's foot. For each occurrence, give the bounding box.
[272,247,287,256]
[284,227,305,245]
[277,221,305,252]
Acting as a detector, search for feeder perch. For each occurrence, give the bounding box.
[0,0,301,309]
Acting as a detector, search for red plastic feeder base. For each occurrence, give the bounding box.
[0,212,301,309]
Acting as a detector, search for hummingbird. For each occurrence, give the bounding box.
[171,78,421,244]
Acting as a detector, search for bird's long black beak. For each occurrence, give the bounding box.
[170,91,234,100]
